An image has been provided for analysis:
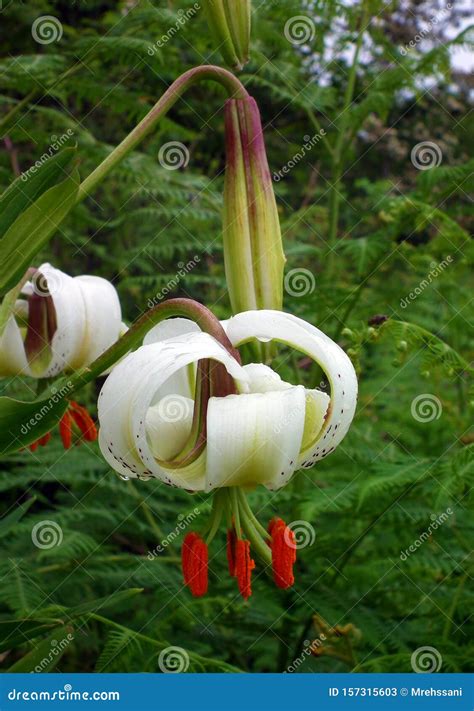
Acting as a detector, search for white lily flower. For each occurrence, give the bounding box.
[98,310,357,492]
[0,263,123,378]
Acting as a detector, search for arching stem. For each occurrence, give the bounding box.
[76,65,248,203]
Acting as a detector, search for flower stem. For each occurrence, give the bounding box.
[237,488,269,540]
[67,297,240,394]
[205,489,226,545]
[229,488,242,539]
[76,65,248,203]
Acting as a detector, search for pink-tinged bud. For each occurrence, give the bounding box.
[224,97,285,314]
[202,0,251,71]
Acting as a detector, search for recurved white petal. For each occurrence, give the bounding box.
[144,318,201,399]
[98,331,247,489]
[36,263,86,378]
[0,316,28,375]
[242,363,292,393]
[224,310,357,467]
[145,396,194,461]
[206,385,306,492]
[71,275,122,368]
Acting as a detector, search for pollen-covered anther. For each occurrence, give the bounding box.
[269,517,296,589]
[68,400,98,442]
[28,401,98,452]
[182,532,208,597]
[235,538,255,600]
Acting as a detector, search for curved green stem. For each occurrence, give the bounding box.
[205,489,226,545]
[67,297,241,394]
[237,489,270,540]
[230,488,242,539]
[76,65,248,202]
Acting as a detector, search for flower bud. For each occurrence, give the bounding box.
[223,96,285,313]
[202,0,251,70]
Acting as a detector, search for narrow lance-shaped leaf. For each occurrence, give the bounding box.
[0,146,77,237]
[0,168,79,295]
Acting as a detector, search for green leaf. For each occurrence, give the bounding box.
[0,146,76,237]
[0,497,36,537]
[0,389,68,455]
[8,625,74,672]
[0,618,62,653]
[0,168,79,295]
[64,588,144,618]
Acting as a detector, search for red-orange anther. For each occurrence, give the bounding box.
[269,517,296,589]
[28,431,52,452]
[235,538,255,600]
[59,410,73,450]
[69,401,97,442]
[182,532,208,597]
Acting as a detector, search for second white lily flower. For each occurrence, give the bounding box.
[0,262,124,378]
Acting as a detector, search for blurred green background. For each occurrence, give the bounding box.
[0,0,472,673]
